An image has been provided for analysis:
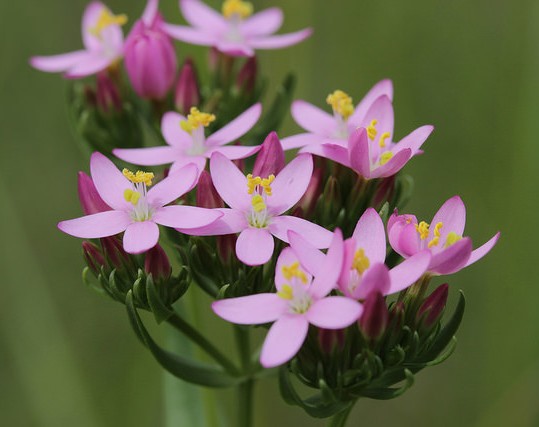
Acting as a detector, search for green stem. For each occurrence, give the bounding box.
[327,404,354,427]
[167,313,240,376]
[235,326,254,427]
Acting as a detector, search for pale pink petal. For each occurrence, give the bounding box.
[82,1,106,50]
[395,222,421,257]
[352,208,387,265]
[64,53,113,78]
[307,297,363,329]
[338,238,357,291]
[353,263,391,300]
[287,231,326,278]
[123,221,160,254]
[369,149,411,179]
[236,228,274,266]
[431,196,466,241]
[77,171,111,214]
[387,212,417,235]
[215,41,254,57]
[394,125,433,156]
[90,152,131,211]
[359,95,394,137]
[58,210,131,238]
[274,247,312,291]
[269,216,332,248]
[387,251,431,295]
[266,154,313,215]
[207,145,260,160]
[30,50,88,73]
[348,79,394,126]
[310,229,344,298]
[301,143,350,167]
[113,146,181,166]
[348,128,371,178]
[177,208,247,236]
[161,111,193,148]
[280,133,326,151]
[210,153,251,211]
[464,232,500,267]
[180,0,227,33]
[164,23,216,46]
[206,103,262,146]
[430,237,472,275]
[142,0,159,26]
[212,294,287,325]
[153,205,222,229]
[240,8,283,37]
[291,100,336,136]
[260,315,309,368]
[147,164,198,207]
[169,156,207,177]
[249,28,312,49]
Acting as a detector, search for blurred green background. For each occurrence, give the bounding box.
[1,0,537,425]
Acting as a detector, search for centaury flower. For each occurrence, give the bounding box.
[163,0,312,57]
[31,2,126,78]
[212,230,362,368]
[114,103,262,177]
[387,196,500,275]
[58,152,222,254]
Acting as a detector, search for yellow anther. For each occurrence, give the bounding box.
[379,131,391,148]
[445,231,462,248]
[366,119,378,140]
[222,0,253,19]
[379,151,394,165]
[282,262,308,284]
[90,9,128,37]
[428,222,443,248]
[180,107,216,134]
[123,189,141,205]
[122,169,154,186]
[246,174,274,195]
[277,284,294,300]
[352,249,370,275]
[416,221,430,240]
[326,90,354,120]
[251,194,266,212]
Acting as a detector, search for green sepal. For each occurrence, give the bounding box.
[360,369,414,400]
[145,273,175,324]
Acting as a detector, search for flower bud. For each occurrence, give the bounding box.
[217,234,236,264]
[415,283,449,332]
[297,166,322,218]
[82,241,105,276]
[252,132,285,178]
[318,328,345,354]
[236,56,257,94]
[78,172,111,215]
[196,170,224,209]
[359,291,389,342]
[101,237,134,273]
[96,72,122,113]
[384,300,405,349]
[144,244,171,282]
[124,13,177,100]
[174,58,200,115]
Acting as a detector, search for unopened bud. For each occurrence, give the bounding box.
[208,47,220,72]
[415,283,449,332]
[359,291,389,342]
[175,58,200,114]
[196,170,224,209]
[236,56,257,94]
[96,72,122,113]
[252,131,285,178]
[217,234,236,264]
[78,172,111,215]
[82,241,105,276]
[101,237,134,272]
[318,328,345,354]
[144,244,171,282]
[297,167,322,218]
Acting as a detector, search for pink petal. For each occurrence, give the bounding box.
[307,297,363,329]
[30,50,88,73]
[216,41,254,57]
[142,0,159,26]
[180,0,227,33]
[147,164,198,207]
[90,152,131,211]
[274,247,312,291]
[301,143,350,167]
[387,251,431,295]
[176,208,247,236]
[430,237,473,275]
[430,196,466,241]
[212,293,286,325]
[464,232,500,268]
[359,95,394,138]
[370,148,411,179]
[287,231,326,277]
[394,125,433,156]
[164,23,216,46]
[161,111,193,148]
[236,228,274,266]
[169,156,207,178]
[353,263,391,300]
[338,238,357,291]
[209,152,251,211]
[348,128,371,178]
[310,229,344,299]
[269,216,332,249]
[291,100,336,136]
[240,8,283,37]
[82,2,106,50]
[249,28,313,50]
[58,210,131,238]
[396,222,421,257]
[260,315,309,368]
[352,208,387,265]
[266,154,313,215]
[206,103,262,146]
[77,171,111,215]
[113,146,181,166]
[123,221,160,254]
[152,205,222,229]
[348,79,394,126]
[207,145,260,160]
[280,133,326,151]
[64,53,113,79]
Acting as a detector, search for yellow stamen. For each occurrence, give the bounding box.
[123,189,141,205]
[352,248,370,275]
[180,107,216,134]
[445,231,462,248]
[251,194,266,212]
[326,90,354,120]
[379,151,394,165]
[366,119,378,140]
[416,221,430,240]
[277,284,293,300]
[282,262,308,284]
[122,169,154,186]
[222,0,253,19]
[428,222,443,248]
[379,131,391,148]
[246,174,274,195]
[90,9,128,37]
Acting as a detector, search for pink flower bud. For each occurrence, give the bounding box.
[101,237,134,272]
[416,283,449,331]
[196,170,224,209]
[77,172,111,215]
[236,56,257,94]
[96,72,122,113]
[359,291,389,342]
[297,166,323,218]
[175,58,200,115]
[252,132,285,178]
[217,234,236,264]
[124,13,177,100]
[318,328,345,354]
[144,244,171,281]
[82,241,105,276]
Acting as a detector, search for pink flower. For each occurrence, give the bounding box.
[124,0,177,100]
[180,151,333,266]
[212,230,362,368]
[288,209,431,300]
[113,103,262,177]
[30,2,126,78]
[58,152,222,254]
[163,0,312,57]
[387,196,500,275]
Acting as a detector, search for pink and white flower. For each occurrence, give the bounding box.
[163,0,312,57]
[114,103,262,177]
[58,152,222,254]
[387,196,500,275]
[180,151,333,266]
[31,2,126,78]
[212,230,362,368]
